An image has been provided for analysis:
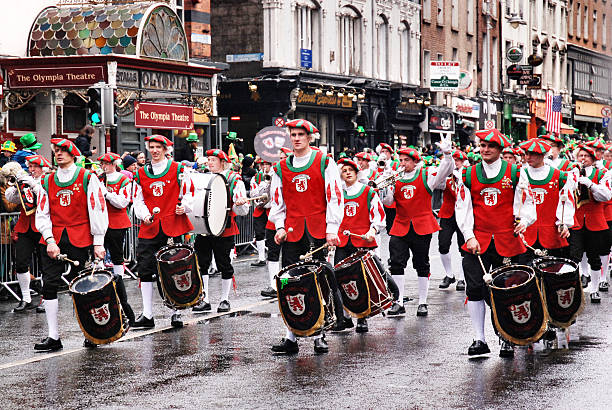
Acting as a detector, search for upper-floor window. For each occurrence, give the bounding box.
[603,14,607,47]
[451,0,459,29]
[423,0,431,20]
[296,1,321,70]
[437,0,444,25]
[576,3,581,39]
[584,5,588,39]
[467,0,474,33]
[339,5,362,75]
[376,14,389,79]
[569,1,573,36]
[593,11,598,44]
[399,22,412,84]
[173,0,185,23]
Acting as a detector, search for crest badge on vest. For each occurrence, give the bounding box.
[57,189,73,206]
[345,201,359,217]
[480,187,501,206]
[150,181,165,197]
[532,188,547,205]
[291,174,310,192]
[401,185,416,199]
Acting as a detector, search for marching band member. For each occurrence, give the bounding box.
[502,147,517,165]
[586,138,606,169]
[34,138,108,352]
[377,143,399,232]
[269,119,343,354]
[542,134,574,171]
[381,135,453,317]
[250,158,272,268]
[192,149,249,313]
[336,158,390,333]
[568,144,612,304]
[455,129,536,358]
[356,152,378,184]
[599,159,612,292]
[132,135,194,329]
[438,150,468,291]
[6,155,50,312]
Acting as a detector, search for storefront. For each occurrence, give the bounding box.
[389,86,427,148]
[452,96,479,146]
[424,106,455,145]
[573,100,610,138]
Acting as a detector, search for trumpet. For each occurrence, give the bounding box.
[368,168,404,189]
[6,175,17,186]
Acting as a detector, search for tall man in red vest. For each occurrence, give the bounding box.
[455,129,536,357]
[381,135,453,317]
[34,138,108,352]
[6,155,51,312]
[132,135,194,329]
[269,119,343,355]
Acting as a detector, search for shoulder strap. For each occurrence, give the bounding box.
[366,186,375,210]
[81,168,91,193]
[42,173,51,192]
[462,166,471,189]
[510,163,519,188]
[558,169,567,189]
[421,167,432,195]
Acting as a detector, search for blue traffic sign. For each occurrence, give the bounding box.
[603,117,610,128]
[300,48,312,69]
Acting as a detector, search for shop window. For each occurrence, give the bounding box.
[8,103,36,131]
[63,94,87,133]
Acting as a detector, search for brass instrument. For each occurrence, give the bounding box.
[368,168,404,189]
[575,162,591,208]
[251,172,272,207]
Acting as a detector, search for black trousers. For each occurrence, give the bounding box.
[253,213,267,241]
[40,230,90,300]
[568,226,609,271]
[384,206,396,233]
[15,228,41,273]
[389,226,432,277]
[265,228,281,262]
[113,274,135,323]
[104,228,126,265]
[194,234,235,279]
[438,216,466,256]
[136,230,181,282]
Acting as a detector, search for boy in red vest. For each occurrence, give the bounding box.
[6,155,50,312]
[269,119,343,354]
[132,135,194,329]
[382,136,453,317]
[250,158,272,268]
[191,149,249,313]
[455,129,536,357]
[542,134,574,171]
[355,151,378,184]
[34,138,108,352]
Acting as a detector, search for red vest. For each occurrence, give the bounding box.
[438,176,458,219]
[14,209,37,234]
[390,168,439,236]
[524,167,568,249]
[136,161,193,239]
[461,161,526,257]
[106,174,131,230]
[573,168,608,231]
[42,167,93,247]
[339,185,376,248]
[221,170,240,237]
[276,150,329,242]
[251,171,266,218]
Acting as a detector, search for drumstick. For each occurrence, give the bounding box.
[342,229,366,239]
[245,193,269,203]
[518,234,547,256]
[57,254,80,267]
[476,253,492,284]
[299,243,330,261]
[151,207,160,221]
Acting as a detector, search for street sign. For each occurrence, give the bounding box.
[603,117,610,128]
[507,64,524,80]
[485,120,495,130]
[300,48,312,69]
[225,53,264,63]
[506,47,523,63]
[430,61,460,91]
[601,106,612,117]
[458,70,472,90]
[526,74,542,89]
[273,117,286,127]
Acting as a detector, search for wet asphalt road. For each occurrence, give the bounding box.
[0,234,611,409]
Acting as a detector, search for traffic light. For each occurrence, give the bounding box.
[101,87,116,127]
[87,86,102,125]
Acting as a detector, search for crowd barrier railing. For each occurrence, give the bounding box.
[235,207,256,254]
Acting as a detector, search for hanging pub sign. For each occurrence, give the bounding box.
[134,102,194,130]
[428,108,455,133]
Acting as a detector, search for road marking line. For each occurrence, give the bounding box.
[0,298,277,371]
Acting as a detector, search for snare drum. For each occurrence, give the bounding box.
[334,249,392,318]
[156,243,204,309]
[186,172,230,236]
[532,256,584,329]
[69,269,129,345]
[488,264,548,346]
[275,262,336,337]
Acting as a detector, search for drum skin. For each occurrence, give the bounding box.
[488,264,549,346]
[156,244,204,309]
[186,172,230,236]
[69,270,128,345]
[532,256,584,329]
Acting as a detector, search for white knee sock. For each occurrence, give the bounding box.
[467,300,486,342]
[285,329,296,342]
[590,269,600,293]
[141,282,154,319]
[16,272,31,303]
[256,240,266,262]
[112,264,124,278]
[580,254,589,276]
[600,254,609,283]
[202,274,210,303]
[221,278,232,301]
[456,259,465,281]
[45,298,59,340]
[211,255,217,272]
[230,248,236,262]
[268,261,280,289]
[440,253,454,278]
[392,275,405,302]
[418,276,429,305]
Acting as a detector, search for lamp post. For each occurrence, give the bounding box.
[484,0,492,122]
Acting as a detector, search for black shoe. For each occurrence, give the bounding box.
[271,338,299,354]
[171,313,183,328]
[387,302,405,316]
[34,337,63,352]
[132,314,155,329]
[30,280,43,295]
[439,276,456,289]
[599,281,609,292]
[251,260,266,267]
[13,300,34,312]
[217,300,230,312]
[416,304,428,316]
[83,339,97,348]
[468,340,490,355]
[333,317,354,331]
[581,275,590,289]
[499,340,515,358]
[343,317,354,329]
[356,318,368,333]
[314,337,329,353]
[456,280,466,291]
[590,291,601,303]
[260,286,277,298]
[192,301,212,313]
[36,304,45,313]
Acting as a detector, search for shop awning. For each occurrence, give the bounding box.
[560,122,575,134]
[574,114,603,124]
[391,123,415,131]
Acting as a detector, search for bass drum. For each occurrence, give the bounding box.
[488,264,548,346]
[532,256,584,329]
[187,172,230,236]
[156,243,204,309]
[69,269,129,345]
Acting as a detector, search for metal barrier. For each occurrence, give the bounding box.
[122,207,140,279]
[235,208,256,254]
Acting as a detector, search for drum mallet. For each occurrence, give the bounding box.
[476,252,492,284]
[246,193,269,203]
[342,230,366,240]
[57,254,80,267]
[151,207,160,221]
[519,234,547,257]
[299,243,330,261]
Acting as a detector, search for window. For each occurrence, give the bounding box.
[376,14,389,79]
[63,94,86,132]
[437,0,444,25]
[491,0,497,18]
[467,52,473,72]
[400,22,412,83]
[174,0,185,23]
[593,11,598,43]
[423,50,431,87]
[569,1,573,36]
[339,6,362,75]
[9,103,36,131]
[584,5,588,39]
[603,14,607,46]
[437,53,443,61]
[451,0,458,29]
[423,0,431,20]
[296,2,321,70]
[492,37,498,92]
[576,3,581,39]
[467,0,474,33]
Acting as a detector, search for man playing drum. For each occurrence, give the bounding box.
[34,138,108,352]
[269,119,343,354]
[191,149,249,313]
[132,135,194,329]
[455,129,536,358]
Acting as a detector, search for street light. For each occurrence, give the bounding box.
[507,13,526,29]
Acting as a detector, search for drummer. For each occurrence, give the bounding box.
[250,158,272,268]
[34,138,108,352]
[269,119,343,354]
[191,149,249,313]
[336,158,392,333]
[455,129,536,358]
[132,135,194,329]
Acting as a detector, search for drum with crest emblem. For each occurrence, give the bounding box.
[155,243,204,309]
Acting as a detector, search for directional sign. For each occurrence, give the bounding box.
[273,117,286,127]
[603,117,610,128]
[300,48,312,69]
[485,120,495,130]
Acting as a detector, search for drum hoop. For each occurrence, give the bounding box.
[533,256,578,275]
[203,172,230,237]
[334,249,369,270]
[68,270,113,295]
[278,261,324,278]
[155,243,195,264]
[488,264,535,291]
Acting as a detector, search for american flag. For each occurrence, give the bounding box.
[545,91,562,134]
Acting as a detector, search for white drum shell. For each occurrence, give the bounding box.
[186,172,229,236]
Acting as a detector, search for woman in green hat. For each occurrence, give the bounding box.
[14,133,43,171]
